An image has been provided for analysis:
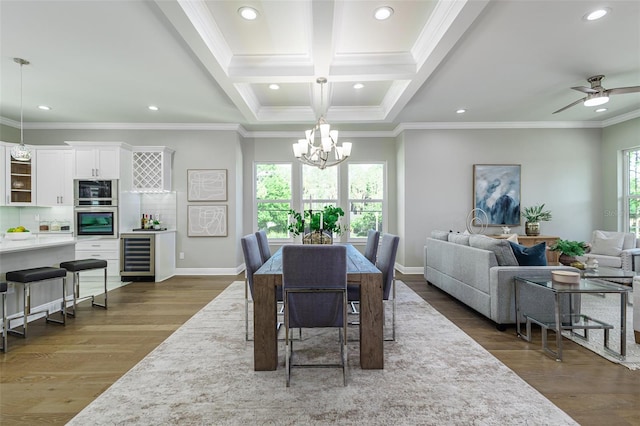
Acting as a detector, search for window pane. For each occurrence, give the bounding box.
[629,150,640,196]
[349,164,383,199]
[302,165,337,201]
[350,202,383,237]
[256,164,291,200]
[257,202,290,238]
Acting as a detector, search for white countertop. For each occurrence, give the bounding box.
[120,229,177,234]
[0,235,79,254]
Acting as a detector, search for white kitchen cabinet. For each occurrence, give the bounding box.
[72,146,119,179]
[0,143,5,206]
[5,145,36,206]
[36,148,74,206]
[132,146,174,192]
[75,238,120,277]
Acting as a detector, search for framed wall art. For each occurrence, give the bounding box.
[188,205,227,237]
[188,169,227,201]
[473,164,521,226]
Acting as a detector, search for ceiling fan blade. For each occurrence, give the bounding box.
[607,86,640,95]
[553,97,586,114]
[571,86,598,94]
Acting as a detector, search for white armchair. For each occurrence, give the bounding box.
[579,230,640,271]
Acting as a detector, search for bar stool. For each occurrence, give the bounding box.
[1,282,7,352]
[59,259,108,316]
[5,267,68,338]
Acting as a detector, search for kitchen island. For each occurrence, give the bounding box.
[1,235,78,326]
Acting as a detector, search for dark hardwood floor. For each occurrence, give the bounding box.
[0,273,638,425]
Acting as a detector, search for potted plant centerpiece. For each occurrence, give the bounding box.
[550,239,589,266]
[522,204,552,236]
[287,205,346,244]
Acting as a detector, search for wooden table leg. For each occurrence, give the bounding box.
[253,274,278,371]
[359,272,383,369]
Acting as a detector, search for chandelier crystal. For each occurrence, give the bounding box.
[10,58,32,162]
[292,78,352,170]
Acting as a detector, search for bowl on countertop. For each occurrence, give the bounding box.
[5,231,33,240]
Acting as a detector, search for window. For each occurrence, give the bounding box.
[255,163,291,238]
[624,148,640,237]
[302,165,337,211]
[348,163,384,238]
[254,161,386,240]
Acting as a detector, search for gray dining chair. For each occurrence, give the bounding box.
[364,229,380,264]
[348,233,400,341]
[255,230,272,264]
[282,244,348,387]
[241,234,283,341]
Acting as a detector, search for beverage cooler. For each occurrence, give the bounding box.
[120,233,155,281]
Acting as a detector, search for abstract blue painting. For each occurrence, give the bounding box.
[473,164,521,226]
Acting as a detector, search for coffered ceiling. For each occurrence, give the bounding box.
[0,0,639,133]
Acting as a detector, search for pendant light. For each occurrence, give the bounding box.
[10,58,32,162]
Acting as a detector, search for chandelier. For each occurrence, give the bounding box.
[10,58,32,162]
[292,77,352,170]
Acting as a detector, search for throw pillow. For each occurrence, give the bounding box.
[448,233,470,245]
[590,230,625,256]
[509,241,547,266]
[468,234,519,266]
[506,233,519,244]
[431,230,450,241]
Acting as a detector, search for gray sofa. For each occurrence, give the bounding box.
[424,232,578,329]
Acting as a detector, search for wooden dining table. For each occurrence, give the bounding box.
[252,244,384,371]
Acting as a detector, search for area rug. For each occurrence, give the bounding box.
[67,281,577,425]
[563,288,639,370]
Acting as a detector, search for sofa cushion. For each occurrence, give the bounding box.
[469,234,518,266]
[431,230,450,241]
[509,241,547,266]
[506,233,519,244]
[590,230,626,256]
[448,233,470,245]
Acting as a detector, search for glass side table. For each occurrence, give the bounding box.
[514,276,630,361]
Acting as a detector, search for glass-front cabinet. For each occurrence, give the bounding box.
[5,145,36,205]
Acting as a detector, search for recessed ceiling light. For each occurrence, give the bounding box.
[584,8,609,21]
[148,105,159,111]
[374,6,393,20]
[353,83,364,89]
[456,109,466,114]
[595,108,608,112]
[38,105,51,111]
[238,6,258,20]
[269,84,280,90]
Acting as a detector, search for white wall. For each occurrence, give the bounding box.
[399,128,603,268]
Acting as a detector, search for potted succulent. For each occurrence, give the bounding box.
[287,205,347,244]
[550,239,589,266]
[522,204,552,236]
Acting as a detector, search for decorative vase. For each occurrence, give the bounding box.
[558,254,577,266]
[302,231,333,244]
[525,222,540,236]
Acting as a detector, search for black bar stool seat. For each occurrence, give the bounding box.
[5,266,68,338]
[60,259,109,314]
[6,267,67,283]
[60,259,108,273]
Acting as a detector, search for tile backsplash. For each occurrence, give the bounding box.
[139,193,177,229]
[0,206,73,235]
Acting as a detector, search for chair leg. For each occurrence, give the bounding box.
[91,268,108,309]
[245,278,250,341]
[1,292,7,352]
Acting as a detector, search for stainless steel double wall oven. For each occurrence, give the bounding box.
[74,179,119,238]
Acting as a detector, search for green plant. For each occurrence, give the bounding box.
[287,205,346,236]
[550,239,588,257]
[522,204,552,222]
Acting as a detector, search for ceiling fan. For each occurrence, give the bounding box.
[553,75,640,114]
